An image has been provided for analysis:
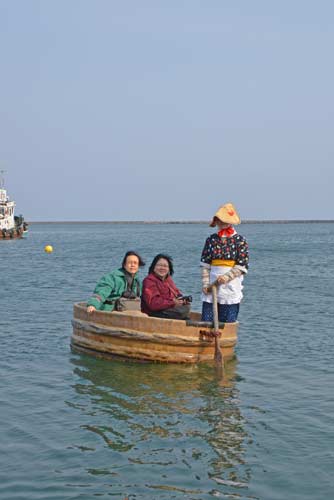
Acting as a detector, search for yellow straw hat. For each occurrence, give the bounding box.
[209,202,241,227]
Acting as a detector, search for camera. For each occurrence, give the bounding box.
[177,295,192,303]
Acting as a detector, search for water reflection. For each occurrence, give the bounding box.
[68,355,252,499]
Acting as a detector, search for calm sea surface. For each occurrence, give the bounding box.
[0,223,333,500]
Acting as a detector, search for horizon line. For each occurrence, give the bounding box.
[28,219,334,224]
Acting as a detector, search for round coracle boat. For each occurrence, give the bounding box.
[71,302,238,364]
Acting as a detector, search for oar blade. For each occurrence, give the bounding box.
[212,285,224,373]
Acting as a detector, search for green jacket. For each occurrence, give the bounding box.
[87,268,142,311]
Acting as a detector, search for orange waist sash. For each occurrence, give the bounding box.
[211,259,236,267]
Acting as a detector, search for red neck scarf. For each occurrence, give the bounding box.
[218,226,235,238]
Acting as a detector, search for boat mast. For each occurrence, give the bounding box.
[0,169,6,189]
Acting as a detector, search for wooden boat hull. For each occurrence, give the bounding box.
[71,303,238,364]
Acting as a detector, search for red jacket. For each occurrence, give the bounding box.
[141,273,181,314]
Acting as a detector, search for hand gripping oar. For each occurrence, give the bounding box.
[211,284,224,373]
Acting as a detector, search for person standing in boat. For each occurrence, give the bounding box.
[87,251,145,313]
[200,203,249,323]
[141,254,191,320]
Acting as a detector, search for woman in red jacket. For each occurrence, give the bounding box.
[141,254,191,320]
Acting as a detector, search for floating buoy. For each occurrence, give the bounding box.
[44,245,53,253]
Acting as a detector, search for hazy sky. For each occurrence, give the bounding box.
[1,1,333,221]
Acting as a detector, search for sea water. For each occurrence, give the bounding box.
[0,222,333,500]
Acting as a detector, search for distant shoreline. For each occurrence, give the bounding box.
[29,220,334,224]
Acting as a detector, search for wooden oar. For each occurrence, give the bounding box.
[211,284,224,373]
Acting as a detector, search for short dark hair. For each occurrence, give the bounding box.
[122,251,145,268]
[148,253,174,275]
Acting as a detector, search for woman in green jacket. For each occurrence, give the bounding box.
[87,251,145,313]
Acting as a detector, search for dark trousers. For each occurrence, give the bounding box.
[201,301,239,323]
[150,304,191,320]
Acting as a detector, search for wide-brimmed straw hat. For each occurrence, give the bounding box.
[209,202,241,227]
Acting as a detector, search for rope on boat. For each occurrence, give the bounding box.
[199,329,221,340]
